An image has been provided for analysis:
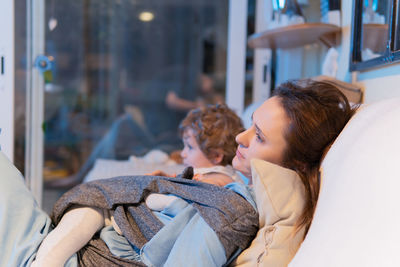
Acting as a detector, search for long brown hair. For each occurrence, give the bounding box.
[274,80,357,236]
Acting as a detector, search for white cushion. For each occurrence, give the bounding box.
[290,98,400,267]
[234,159,305,266]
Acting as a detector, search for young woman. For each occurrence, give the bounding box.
[234,80,356,235]
[0,79,355,266]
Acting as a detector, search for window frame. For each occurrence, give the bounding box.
[350,0,400,71]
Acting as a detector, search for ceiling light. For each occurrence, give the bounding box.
[139,11,154,22]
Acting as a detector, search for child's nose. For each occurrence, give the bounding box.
[180,149,186,158]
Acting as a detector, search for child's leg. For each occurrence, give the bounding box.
[32,206,104,267]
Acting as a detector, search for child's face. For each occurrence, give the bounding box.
[181,129,215,168]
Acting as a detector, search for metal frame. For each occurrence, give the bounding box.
[395,0,400,51]
[25,0,45,205]
[350,0,400,71]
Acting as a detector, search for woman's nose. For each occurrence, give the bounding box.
[235,129,250,148]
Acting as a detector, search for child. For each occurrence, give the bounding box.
[149,103,245,186]
[145,104,245,211]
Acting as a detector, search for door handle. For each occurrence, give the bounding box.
[34,55,55,84]
[34,55,54,73]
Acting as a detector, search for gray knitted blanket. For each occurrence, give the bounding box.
[51,175,259,266]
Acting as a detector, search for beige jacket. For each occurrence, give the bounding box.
[233,159,306,267]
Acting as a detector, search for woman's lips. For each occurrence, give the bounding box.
[236,149,245,160]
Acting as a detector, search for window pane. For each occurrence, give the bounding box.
[15,0,229,212]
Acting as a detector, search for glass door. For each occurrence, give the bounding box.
[16,0,234,212]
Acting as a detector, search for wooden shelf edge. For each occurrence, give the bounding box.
[248,22,341,49]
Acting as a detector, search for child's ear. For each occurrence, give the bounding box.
[210,149,224,165]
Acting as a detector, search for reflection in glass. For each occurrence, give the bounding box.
[15,0,229,211]
[14,0,27,174]
[361,0,389,60]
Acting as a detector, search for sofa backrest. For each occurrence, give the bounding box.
[289,98,400,267]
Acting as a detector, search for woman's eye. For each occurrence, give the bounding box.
[188,144,193,150]
[256,133,263,142]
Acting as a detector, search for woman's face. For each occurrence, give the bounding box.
[232,96,289,180]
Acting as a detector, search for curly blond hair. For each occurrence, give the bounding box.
[179,104,244,166]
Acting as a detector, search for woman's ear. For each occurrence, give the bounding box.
[210,149,224,165]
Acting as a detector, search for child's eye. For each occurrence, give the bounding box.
[183,141,193,150]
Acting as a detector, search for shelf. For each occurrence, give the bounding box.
[248,23,341,49]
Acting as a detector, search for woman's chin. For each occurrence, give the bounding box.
[232,156,239,169]
[232,156,248,176]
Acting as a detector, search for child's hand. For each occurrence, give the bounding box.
[146,170,176,177]
[169,150,183,164]
[192,173,204,181]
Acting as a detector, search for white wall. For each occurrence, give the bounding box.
[337,0,400,104]
[0,0,14,160]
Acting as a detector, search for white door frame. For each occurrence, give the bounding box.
[0,0,15,161]
[226,0,248,116]
[252,0,273,103]
[26,0,45,206]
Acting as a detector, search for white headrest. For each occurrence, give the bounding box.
[290,98,400,266]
